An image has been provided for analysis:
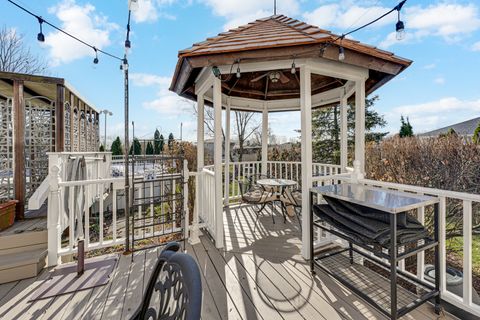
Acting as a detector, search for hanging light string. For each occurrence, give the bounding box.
[7,0,124,62]
[213,0,407,78]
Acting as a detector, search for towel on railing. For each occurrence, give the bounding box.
[313,196,430,247]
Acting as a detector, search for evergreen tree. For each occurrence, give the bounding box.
[399,116,414,138]
[129,138,142,155]
[159,134,165,152]
[312,95,387,164]
[146,141,154,155]
[99,145,105,152]
[473,122,480,145]
[110,137,123,156]
[154,129,162,154]
[168,133,174,150]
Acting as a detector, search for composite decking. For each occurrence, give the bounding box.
[0,204,455,319]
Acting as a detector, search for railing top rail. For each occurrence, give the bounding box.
[58,177,125,187]
[359,178,480,202]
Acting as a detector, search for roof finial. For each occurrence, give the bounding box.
[274,0,277,15]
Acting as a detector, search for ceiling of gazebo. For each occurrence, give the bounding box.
[170,14,412,107]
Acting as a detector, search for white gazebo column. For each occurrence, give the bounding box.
[300,66,313,259]
[213,77,224,248]
[354,79,366,174]
[224,99,231,207]
[340,89,348,172]
[261,103,268,175]
[190,93,205,245]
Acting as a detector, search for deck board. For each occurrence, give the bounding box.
[0,204,458,320]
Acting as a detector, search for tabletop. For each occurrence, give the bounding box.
[310,183,439,214]
[257,178,297,187]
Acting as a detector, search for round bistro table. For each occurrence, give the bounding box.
[256,178,297,222]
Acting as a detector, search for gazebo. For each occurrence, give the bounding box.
[170,15,411,258]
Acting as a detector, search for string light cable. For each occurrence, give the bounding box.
[212,0,407,78]
[6,0,124,62]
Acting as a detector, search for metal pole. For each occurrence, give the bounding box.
[104,112,107,149]
[124,57,130,253]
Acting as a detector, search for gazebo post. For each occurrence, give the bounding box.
[224,99,231,207]
[261,103,268,175]
[213,76,224,249]
[300,66,313,260]
[340,88,348,172]
[354,79,366,174]
[194,93,205,244]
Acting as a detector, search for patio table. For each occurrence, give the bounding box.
[257,179,297,220]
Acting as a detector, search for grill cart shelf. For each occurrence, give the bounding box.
[309,183,442,320]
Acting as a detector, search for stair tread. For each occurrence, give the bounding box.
[0,249,47,270]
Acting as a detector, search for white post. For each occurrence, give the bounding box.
[224,100,231,206]
[261,103,268,176]
[340,89,348,172]
[190,94,204,245]
[183,159,190,242]
[213,77,224,249]
[300,66,313,259]
[354,79,366,174]
[47,155,62,267]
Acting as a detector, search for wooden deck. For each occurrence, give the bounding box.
[0,204,456,319]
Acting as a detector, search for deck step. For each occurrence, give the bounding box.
[0,249,47,284]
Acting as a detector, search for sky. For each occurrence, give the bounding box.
[1,0,480,144]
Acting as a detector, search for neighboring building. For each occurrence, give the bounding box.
[419,117,480,139]
[0,71,101,218]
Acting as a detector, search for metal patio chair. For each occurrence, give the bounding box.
[131,242,202,320]
[282,187,302,231]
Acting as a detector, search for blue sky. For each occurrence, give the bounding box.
[1,0,480,144]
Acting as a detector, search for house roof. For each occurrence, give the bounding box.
[420,117,480,137]
[170,14,412,105]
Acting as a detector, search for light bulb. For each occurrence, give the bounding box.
[396,20,405,41]
[338,47,345,61]
[236,66,241,78]
[291,62,296,74]
[37,18,45,42]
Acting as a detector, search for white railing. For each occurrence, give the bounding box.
[310,168,480,317]
[200,167,218,242]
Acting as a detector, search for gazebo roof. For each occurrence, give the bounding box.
[170,14,412,107]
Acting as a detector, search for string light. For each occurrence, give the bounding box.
[37,17,45,42]
[395,3,406,40]
[291,57,296,74]
[7,0,123,63]
[93,48,99,64]
[338,46,345,61]
[235,60,241,78]
[320,0,408,57]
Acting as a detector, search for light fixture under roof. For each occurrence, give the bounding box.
[269,71,280,83]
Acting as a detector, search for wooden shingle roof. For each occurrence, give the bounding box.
[178,15,410,66]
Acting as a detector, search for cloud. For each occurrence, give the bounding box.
[45,0,118,66]
[200,0,300,30]
[132,0,179,23]
[130,73,194,116]
[423,63,436,70]
[385,97,480,133]
[380,2,480,48]
[473,41,480,51]
[303,3,395,31]
[434,77,445,85]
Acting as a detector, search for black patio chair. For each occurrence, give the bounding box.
[282,188,302,231]
[131,242,202,320]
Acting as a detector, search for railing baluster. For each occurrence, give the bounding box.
[463,200,473,306]
[439,196,446,294]
[417,206,425,281]
[84,187,90,248]
[99,183,104,245]
[112,188,117,242]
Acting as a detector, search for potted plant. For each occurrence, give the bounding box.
[0,199,18,231]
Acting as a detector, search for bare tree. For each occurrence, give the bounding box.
[0,26,48,75]
[193,104,261,162]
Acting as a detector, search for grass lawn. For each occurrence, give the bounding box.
[446,235,480,271]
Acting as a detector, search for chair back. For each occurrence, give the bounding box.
[131,242,202,320]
